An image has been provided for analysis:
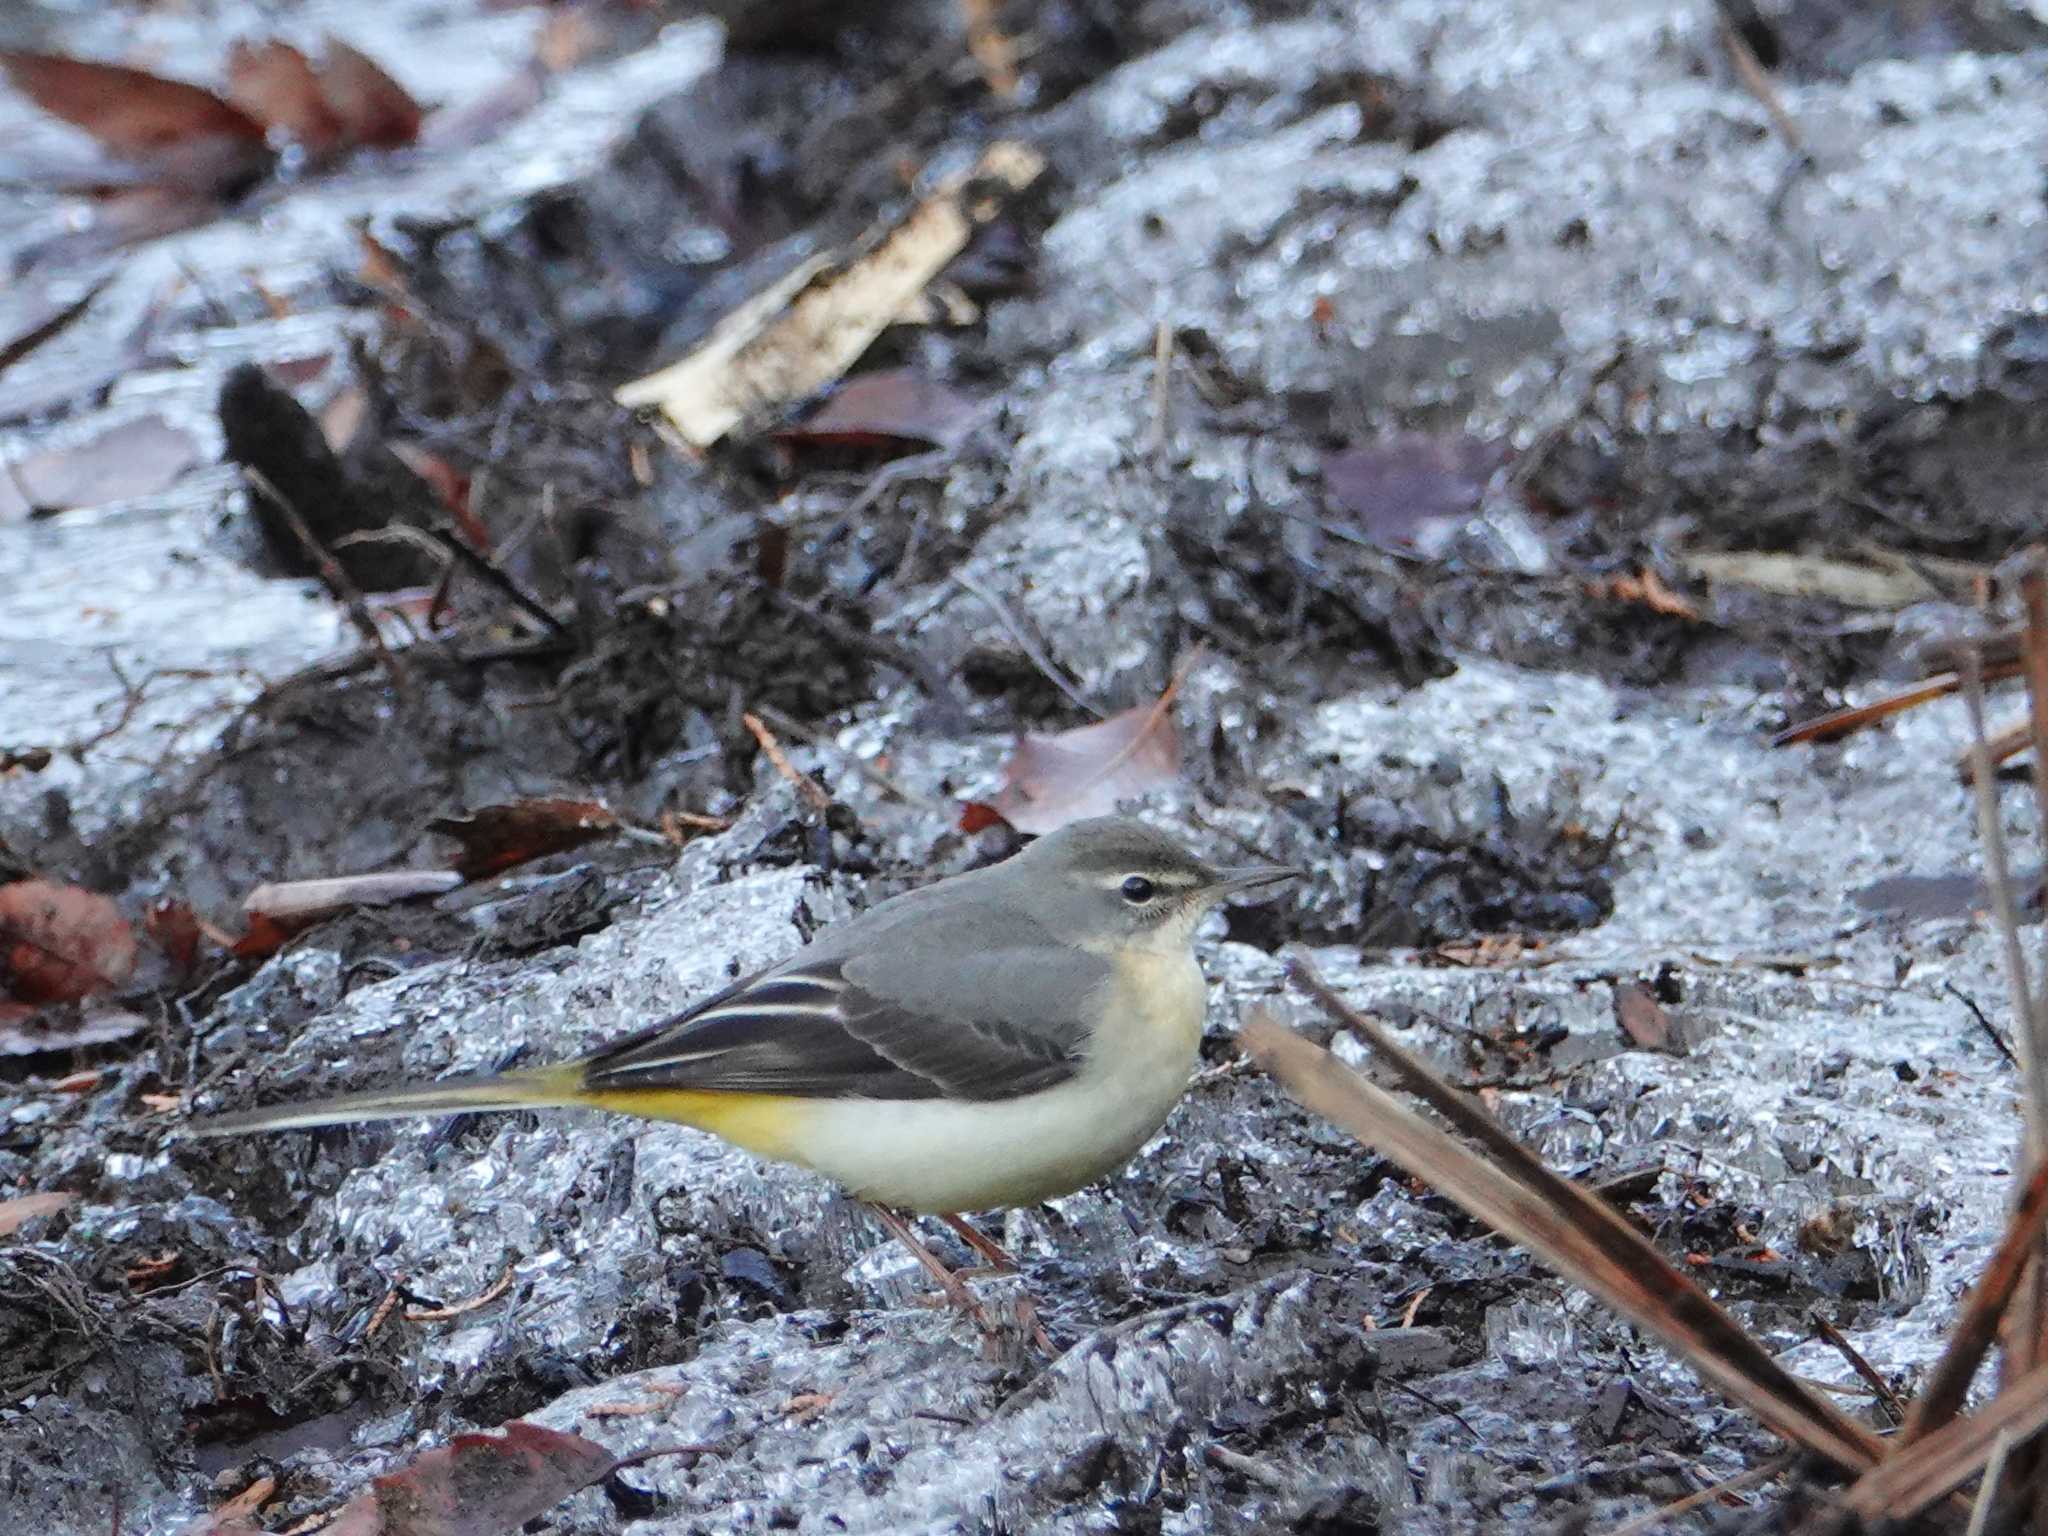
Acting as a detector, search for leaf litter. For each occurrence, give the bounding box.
[967,672,1185,836]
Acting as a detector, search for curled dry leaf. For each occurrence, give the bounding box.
[974,681,1183,836]
[0,879,137,1006]
[430,799,622,880]
[1586,566,1700,621]
[318,1421,617,1536]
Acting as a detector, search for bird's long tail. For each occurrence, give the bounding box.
[182,1065,589,1137]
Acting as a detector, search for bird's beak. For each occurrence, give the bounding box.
[1207,864,1303,902]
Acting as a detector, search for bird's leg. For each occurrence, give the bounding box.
[863,1202,996,1335]
[940,1213,1055,1356]
[939,1211,1018,1272]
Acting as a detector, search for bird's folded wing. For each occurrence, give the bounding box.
[579,945,1108,1103]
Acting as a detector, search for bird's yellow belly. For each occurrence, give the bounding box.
[789,950,1207,1211]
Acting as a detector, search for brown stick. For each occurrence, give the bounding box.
[741,712,833,816]
[1810,1310,1907,1425]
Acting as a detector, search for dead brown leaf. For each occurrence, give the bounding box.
[388,442,475,531]
[145,898,204,977]
[317,38,425,150]
[0,49,267,162]
[773,369,980,456]
[319,1421,618,1536]
[225,40,345,154]
[0,879,137,1006]
[1614,981,1685,1055]
[979,681,1183,835]
[428,800,621,880]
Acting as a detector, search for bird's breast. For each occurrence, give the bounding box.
[782,945,1209,1212]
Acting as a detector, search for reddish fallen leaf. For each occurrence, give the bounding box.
[145,898,204,977]
[957,801,1005,834]
[389,442,475,531]
[774,369,980,456]
[0,879,137,1006]
[0,1191,76,1237]
[317,1421,616,1536]
[1321,433,1509,558]
[0,50,267,161]
[1615,981,1686,1056]
[0,414,200,521]
[317,38,425,150]
[228,910,303,962]
[243,870,466,926]
[979,682,1183,836]
[429,800,621,880]
[225,40,345,154]
[0,1006,149,1056]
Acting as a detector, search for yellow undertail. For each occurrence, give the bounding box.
[184,1063,811,1166]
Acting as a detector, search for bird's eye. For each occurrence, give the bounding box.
[1120,875,1157,904]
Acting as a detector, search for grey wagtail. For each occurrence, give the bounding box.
[187,817,1297,1283]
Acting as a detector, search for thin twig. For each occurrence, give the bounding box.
[1809,1311,1906,1424]
[1965,1428,2015,1536]
[241,465,410,693]
[1147,319,1173,459]
[762,587,968,725]
[951,569,1102,718]
[426,525,567,637]
[1599,1454,1791,1536]
[2012,566,2048,1518]
[741,712,833,815]
[1716,9,1805,155]
[1947,982,2023,1071]
[751,704,938,808]
[402,1263,514,1322]
[2017,564,2048,1147]
[1961,650,2040,1107]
